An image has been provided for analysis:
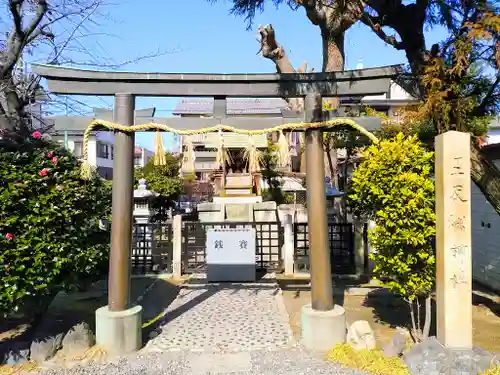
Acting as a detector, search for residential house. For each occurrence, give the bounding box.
[46,107,156,180]
[134,146,154,168]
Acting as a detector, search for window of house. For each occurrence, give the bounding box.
[134,155,142,166]
[111,146,114,160]
[96,142,109,159]
[73,141,83,157]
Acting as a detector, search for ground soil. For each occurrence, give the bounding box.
[0,276,182,351]
[2,276,499,355]
[279,280,500,353]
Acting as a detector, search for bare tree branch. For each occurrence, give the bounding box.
[360,11,404,50]
[0,0,180,132]
[298,0,327,25]
[22,0,48,40]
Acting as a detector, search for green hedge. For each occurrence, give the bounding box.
[0,131,112,316]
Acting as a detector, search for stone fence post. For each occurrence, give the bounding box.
[283,214,295,275]
[172,214,183,279]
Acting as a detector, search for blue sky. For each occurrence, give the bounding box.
[35,0,447,151]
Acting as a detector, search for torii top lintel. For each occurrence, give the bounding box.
[31,63,402,98]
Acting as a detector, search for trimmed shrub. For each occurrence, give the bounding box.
[0,131,111,316]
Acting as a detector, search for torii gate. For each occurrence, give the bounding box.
[33,63,399,355]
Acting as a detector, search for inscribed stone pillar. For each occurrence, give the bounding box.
[435,131,472,349]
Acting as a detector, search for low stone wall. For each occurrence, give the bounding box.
[197,200,278,222]
[197,203,224,222]
[277,204,307,223]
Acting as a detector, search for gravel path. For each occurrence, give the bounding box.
[142,283,293,353]
[39,346,369,375]
[37,281,367,374]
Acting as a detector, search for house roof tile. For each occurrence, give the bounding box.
[173,98,289,115]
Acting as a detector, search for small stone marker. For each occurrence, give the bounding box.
[435,131,472,349]
[206,228,256,282]
[346,320,376,350]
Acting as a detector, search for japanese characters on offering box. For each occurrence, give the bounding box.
[213,239,248,250]
[205,228,256,273]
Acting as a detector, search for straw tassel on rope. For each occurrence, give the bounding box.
[182,136,195,173]
[277,131,290,168]
[215,129,224,170]
[242,135,263,173]
[80,127,93,180]
[153,130,166,166]
[78,118,379,179]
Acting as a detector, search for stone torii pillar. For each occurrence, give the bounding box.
[95,93,143,356]
[300,92,347,351]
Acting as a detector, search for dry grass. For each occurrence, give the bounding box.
[326,344,411,375]
[282,284,500,375]
[280,288,500,352]
[482,368,500,375]
[326,344,500,375]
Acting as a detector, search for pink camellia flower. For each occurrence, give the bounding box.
[5,233,14,240]
[51,157,58,165]
[32,130,41,139]
[39,168,48,177]
[47,151,54,158]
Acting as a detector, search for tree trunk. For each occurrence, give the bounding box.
[325,147,333,180]
[408,300,418,342]
[0,74,30,133]
[326,147,339,188]
[321,31,345,109]
[422,296,432,340]
[391,17,500,215]
[321,31,345,186]
[340,152,350,222]
[398,28,500,215]
[257,25,348,178]
[471,145,500,215]
[300,133,307,174]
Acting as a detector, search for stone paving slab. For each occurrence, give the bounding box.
[142,283,293,353]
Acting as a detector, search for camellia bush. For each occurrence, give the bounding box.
[0,130,112,317]
[349,133,436,342]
